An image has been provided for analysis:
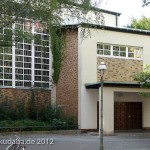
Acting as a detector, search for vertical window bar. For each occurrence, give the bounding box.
[12,18,15,88]
[31,21,35,88]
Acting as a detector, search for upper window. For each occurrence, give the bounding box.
[97,43,142,59]
[0,19,50,89]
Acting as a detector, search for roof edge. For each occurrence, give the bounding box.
[85,82,141,89]
[62,23,150,36]
[89,7,121,16]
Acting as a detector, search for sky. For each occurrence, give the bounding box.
[99,0,150,27]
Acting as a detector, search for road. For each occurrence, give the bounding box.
[0,131,150,150]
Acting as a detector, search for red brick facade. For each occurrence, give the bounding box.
[0,88,51,110]
[56,29,78,124]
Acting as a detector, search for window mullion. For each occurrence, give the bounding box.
[126,46,128,58]
[111,45,113,56]
[12,21,15,88]
[31,21,35,88]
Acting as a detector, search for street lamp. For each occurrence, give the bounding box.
[98,62,107,150]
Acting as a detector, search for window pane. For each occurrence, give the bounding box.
[4,61,12,67]
[104,45,110,50]
[16,69,23,74]
[24,44,31,50]
[16,75,23,80]
[0,67,3,73]
[24,50,31,56]
[35,70,41,75]
[120,47,126,51]
[128,47,134,52]
[34,82,42,87]
[24,82,31,87]
[24,57,31,62]
[24,63,31,68]
[24,69,31,74]
[104,50,110,55]
[42,65,49,70]
[15,49,23,55]
[4,74,12,79]
[4,55,12,60]
[4,48,12,54]
[24,75,31,80]
[113,46,119,51]
[0,80,3,86]
[16,56,23,61]
[135,48,141,58]
[35,76,41,81]
[15,81,23,86]
[128,53,134,58]
[113,51,119,56]
[120,52,126,57]
[16,62,23,67]
[4,68,12,73]
[4,81,12,86]
[97,50,103,54]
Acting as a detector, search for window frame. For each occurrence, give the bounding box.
[97,43,143,60]
[0,19,51,89]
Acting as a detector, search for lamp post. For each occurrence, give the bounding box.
[98,62,107,150]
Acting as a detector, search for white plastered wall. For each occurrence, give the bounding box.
[101,87,150,134]
[78,27,150,130]
[102,13,119,27]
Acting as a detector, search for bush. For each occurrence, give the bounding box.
[0,89,77,131]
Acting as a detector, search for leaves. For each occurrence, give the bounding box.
[127,16,150,30]
[0,0,103,84]
[132,65,150,89]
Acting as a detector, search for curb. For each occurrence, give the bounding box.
[0,130,81,136]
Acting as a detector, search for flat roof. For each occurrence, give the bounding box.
[90,7,121,16]
[62,23,150,36]
[85,82,141,89]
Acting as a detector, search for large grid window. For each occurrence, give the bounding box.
[0,23,13,86]
[97,43,142,59]
[0,19,51,88]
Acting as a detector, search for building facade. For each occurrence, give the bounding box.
[0,19,51,105]
[0,19,51,88]
[1,9,150,134]
[55,10,150,134]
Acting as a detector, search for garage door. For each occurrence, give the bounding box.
[114,102,142,130]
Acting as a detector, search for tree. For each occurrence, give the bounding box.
[127,15,150,96]
[0,0,103,31]
[132,65,150,97]
[143,0,150,6]
[127,16,150,30]
[0,0,104,84]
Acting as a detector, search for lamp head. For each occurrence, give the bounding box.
[98,62,107,76]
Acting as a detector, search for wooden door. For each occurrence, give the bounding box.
[114,102,142,130]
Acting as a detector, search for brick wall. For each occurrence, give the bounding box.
[56,29,78,124]
[97,57,143,82]
[0,88,51,110]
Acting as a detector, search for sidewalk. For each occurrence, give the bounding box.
[0,131,150,150]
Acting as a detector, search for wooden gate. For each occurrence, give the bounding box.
[114,102,142,130]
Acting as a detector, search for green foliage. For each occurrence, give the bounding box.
[0,89,76,131]
[51,28,65,84]
[127,16,150,30]
[132,65,150,97]
[0,0,103,84]
[143,0,150,6]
